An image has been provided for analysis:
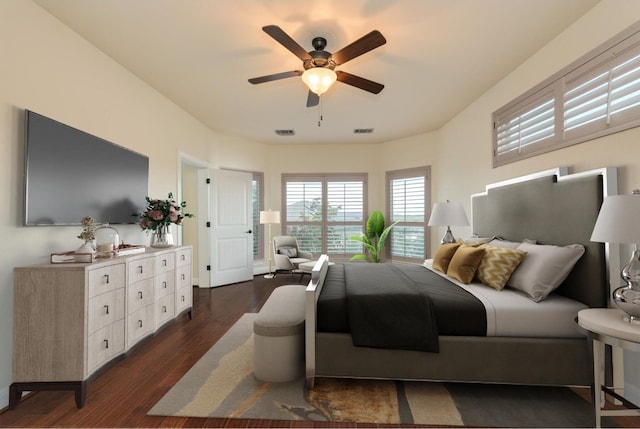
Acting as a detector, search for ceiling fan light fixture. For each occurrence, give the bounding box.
[302,67,337,95]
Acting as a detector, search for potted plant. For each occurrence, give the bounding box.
[348,210,397,263]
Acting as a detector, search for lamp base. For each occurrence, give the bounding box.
[614,249,640,323]
[264,273,276,279]
[440,227,456,244]
[613,284,640,322]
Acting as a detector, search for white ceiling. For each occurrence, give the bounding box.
[35,0,598,145]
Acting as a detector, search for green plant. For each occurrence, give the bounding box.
[348,210,397,263]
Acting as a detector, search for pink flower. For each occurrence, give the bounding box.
[168,206,179,222]
[147,209,165,221]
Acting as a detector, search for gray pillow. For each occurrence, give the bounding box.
[507,242,585,302]
[278,246,298,258]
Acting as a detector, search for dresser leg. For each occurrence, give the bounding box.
[9,383,21,410]
[75,381,87,408]
[8,381,87,409]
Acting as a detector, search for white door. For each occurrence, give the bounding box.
[209,169,253,286]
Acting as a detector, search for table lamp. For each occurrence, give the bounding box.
[590,190,640,322]
[260,210,280,279]
[428,200,470,244]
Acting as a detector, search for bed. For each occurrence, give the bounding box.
[305,167,617,388]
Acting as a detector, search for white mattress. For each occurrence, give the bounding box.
[423,260,587,338]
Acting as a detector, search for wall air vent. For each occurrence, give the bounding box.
[275,129,295,136]
[354,128,374,134]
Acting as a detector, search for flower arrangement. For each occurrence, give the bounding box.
[77,216,96,242]
[134,192,193,231]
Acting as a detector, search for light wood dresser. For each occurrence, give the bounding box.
[10,245,192,409]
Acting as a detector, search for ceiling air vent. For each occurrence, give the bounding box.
[275,129,295,136]
[354,128,374,134]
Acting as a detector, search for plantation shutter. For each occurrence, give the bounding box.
[492,21,640,167]
[494,90,556,165]
[387,168,428,262]
[282,174,367,257]
[564,42,640,142]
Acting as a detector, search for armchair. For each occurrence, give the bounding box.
[272,236,313,274]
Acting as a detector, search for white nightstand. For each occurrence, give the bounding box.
[578,308,640,427]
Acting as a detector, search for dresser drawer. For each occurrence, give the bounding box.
[88,264,125,299]
[176,248,191,267]
[87,319,125,375]
[127,257,155,284]
[155,253,175,274]
[156,294,175,326]
[155,271,175,299]
[88,288,125,335]
[127,277,154,314]
[176,285,192,314]
[176,265,191,290]
[127,304,154,348]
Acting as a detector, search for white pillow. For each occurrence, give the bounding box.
[488,239,521,249]
[507,242,585,302]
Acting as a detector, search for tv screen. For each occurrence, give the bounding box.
[24,110,149,226]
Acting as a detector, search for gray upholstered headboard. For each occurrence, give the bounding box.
[471,169,612,308]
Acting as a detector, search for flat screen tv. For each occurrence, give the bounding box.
[24,110,149,226]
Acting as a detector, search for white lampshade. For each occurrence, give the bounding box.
[427,201,470,227]
[259,210,280,224]
[590,191,640,244]
[301,67,337,95]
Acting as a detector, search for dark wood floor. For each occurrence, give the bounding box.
[1,273,640,428]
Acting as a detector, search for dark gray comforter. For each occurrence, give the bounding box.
[317,263,487,352]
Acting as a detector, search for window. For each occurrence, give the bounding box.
[386,167,430,262]
[282,174,366,259]
[252,172,264,260]
[493,21,640,167]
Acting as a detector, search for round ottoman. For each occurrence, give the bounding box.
[253,285,306,382]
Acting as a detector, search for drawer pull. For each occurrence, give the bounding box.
[181,295,185,302]
[103,274,110,284]
[181,274,186,281]
[138,265,143,274]
[104,339,109,349]
[162,305,167,313]
[181,254,186,261]
[162,281,167,288]
[162,259,167,267]
[138,320,143,328]
[104,305,109,315]
[138,291,143,299]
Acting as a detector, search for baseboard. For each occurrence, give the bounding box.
[0,385,9,411]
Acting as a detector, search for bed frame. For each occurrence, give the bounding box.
[305,167,618,388]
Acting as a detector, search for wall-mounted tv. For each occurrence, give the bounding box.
[24,110,149,226]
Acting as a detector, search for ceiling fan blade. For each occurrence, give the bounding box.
[306,91,319,107]
[248,70,302,84]
[262,25,312,61]
[336,71,384,94]
[331,30,386,65]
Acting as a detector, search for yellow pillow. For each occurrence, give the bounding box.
[475,244,527,290]
[432,243,462,273]
[447,244,485,284]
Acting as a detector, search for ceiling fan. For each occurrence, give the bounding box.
[248,25,387,107]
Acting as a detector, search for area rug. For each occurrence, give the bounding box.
[148,313,602,427]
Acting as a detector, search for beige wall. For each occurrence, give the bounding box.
[3,0,640,410]
[428,1,640,252]
[0,1,266,407]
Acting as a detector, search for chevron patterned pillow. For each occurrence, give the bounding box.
[475,244,527,290]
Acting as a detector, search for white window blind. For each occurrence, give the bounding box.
[493,21,640,167]
[283,174,366,258]
[495,94,555,159]
[564,48,640,141]
[387,167,429,262]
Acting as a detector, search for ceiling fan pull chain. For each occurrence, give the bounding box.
[318,95,323,127]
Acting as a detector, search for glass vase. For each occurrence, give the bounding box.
[150,224,174,248]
